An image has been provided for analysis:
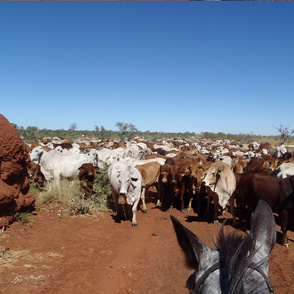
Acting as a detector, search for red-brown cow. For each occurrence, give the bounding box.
[159,158,193,213]
[27,161,46,188]
[188,158,208,212]
[232,156,247,173]
[78,163,96,197]
[156,158,175,209]
[244,157,272,175]
[236,173,294,247]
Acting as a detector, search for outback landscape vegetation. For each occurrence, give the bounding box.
[1,120,294,294]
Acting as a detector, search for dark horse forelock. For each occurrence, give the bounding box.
[172,200,275,294]
[215,227,273,294]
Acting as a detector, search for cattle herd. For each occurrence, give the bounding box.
[27,136,294,247]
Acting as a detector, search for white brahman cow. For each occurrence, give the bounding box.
[96,147,126,168]
[108,161,142,226]
[30,146,97,185]
[274,162,294,179]
[202,161,236,225]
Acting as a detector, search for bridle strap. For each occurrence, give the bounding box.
[193,262,274,294]
[249,266,274,294]
[193,261,221,293]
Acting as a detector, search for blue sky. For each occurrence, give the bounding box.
[1,2,294,136]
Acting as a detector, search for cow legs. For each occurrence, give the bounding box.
[168,184,178,212]
[187,180,194,213]
[140,186,147,213]
[131,197,140,226]
[213,194,219,225]
[187,197,193,213]
[230,195,237,227]
[280,209,289,247]
[205,189,219,225]
[155,181,165,207]
[180,182,186,213]
[206,192,211,213]
[112,192,119,216]
[53,172,61,186]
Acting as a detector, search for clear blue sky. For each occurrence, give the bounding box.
[1,2,294,136]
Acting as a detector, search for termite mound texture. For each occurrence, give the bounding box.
[0,114,35,227]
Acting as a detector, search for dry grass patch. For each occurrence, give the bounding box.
[0,247,63,288]
[31,170,113,217]
[0,247,63,270]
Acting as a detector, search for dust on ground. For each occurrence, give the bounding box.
[0,199,294,294]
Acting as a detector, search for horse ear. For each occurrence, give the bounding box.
[171,216,214,271]
[248,200,276,256]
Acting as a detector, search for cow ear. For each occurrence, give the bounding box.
[171,216,214,271]
[248,200,276,257]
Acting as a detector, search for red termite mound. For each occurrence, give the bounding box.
[0,114,35,227]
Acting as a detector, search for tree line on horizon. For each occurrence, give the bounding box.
[11,122,294,146]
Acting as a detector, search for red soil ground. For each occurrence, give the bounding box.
[0,199,294,294]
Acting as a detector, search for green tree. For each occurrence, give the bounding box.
[115,122,138,141]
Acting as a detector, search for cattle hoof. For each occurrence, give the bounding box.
[142,209,147,213]
[132,223,138,227]
[181,209,186,213]
[284,243,290,248]
[213,220,219,225]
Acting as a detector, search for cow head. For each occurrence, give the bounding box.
[178,162,191,178]
[30,146,44,163]
[117,165,139,196]
[105,154,120,166]
[202,165,223,188]
[169,165,180,185]
[160,164,171,184]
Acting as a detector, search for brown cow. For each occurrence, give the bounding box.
[27,161,46,188]
[187,158,207,212]
[157,158,193,213]
[78,163,96,197]
[268,156,284,171]
[236,173,294,246]
[176,161,193,213]
[135,161,161,213]
[232,156,247,173]
[162,164,180,212]
[244,157,265,173]
[244,157,272,175]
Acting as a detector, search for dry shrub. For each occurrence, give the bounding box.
[31,170,112,216]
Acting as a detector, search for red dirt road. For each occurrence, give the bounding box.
[1,201,294,294]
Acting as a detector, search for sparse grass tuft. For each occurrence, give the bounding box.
[30,168,113,216]
[16,212,34,225]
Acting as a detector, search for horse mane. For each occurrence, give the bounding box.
[215,225,273,294]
